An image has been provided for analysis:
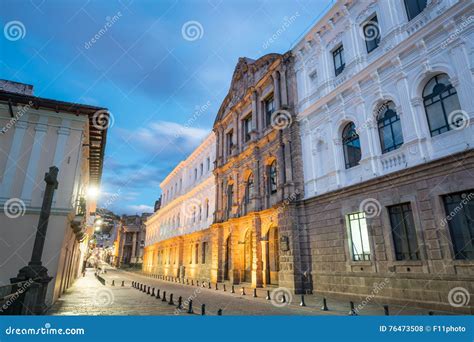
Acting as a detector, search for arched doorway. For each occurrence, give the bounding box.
[243,229,253,283]
[224,236,231,281]
[266,226,279,285]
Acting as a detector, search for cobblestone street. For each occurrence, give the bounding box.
[48,267,444,316]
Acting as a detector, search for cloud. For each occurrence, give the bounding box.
[127,204,154,214]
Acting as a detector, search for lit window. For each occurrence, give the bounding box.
[245,173,254,204]
[243,115,252,142]
[347,212,371,261]
[404,0,427,21]
[269,161,277,194]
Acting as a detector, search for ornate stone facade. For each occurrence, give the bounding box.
[212,53,305,290]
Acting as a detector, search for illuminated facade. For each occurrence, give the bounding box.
[143,133,216,280]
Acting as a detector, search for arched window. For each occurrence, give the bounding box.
[342,122,361,169]
[378,101,403,153]
[269,161,277,194]
[226,182,234,217]
[204,199,209,218]
[245,173,254,204]
[423,74,461,137]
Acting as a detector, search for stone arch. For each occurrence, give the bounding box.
[411,63,457,100]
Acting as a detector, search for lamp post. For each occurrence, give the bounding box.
[10,166,58,315]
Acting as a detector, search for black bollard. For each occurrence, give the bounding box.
[151,288,155,296]
[266,290,271,300]
[223,284,226,292]
[383,305,389,316]
[121,280,125,287]
[168,293,174,305]
[191,279,194,286]
[253,288,257,298]
[177,296,183,309]
[132,281,135,287]
[300,295,306,307]
[162,291,167,302]
[321,298,329,311]
[231,285,235,294]
[208,282,211,289]
[187,300,194,314]
[186,279,189,285]
[217,308,223,316]
[428,311,434,316]
[241,287,246,296]
[349,301,357,316]
[111,280,115,286]
[201,304,206,316]
[281,293,286,303]
[156,289,161,299]
[147,286,151,295]
[196,280,199,287]
[215,283,218,290]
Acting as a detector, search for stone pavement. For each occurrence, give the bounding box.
[48,267,452,316]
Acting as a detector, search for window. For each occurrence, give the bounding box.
[404,0,427,21]
[378,101,403,153]
[189,245,193,264]
[200,163,203,176]
[226,130,234,156]
[388,203,419,260]
[265,95,275,127]
[347,212,371,261]
[269,161,277,194]
[202,242,208,264]
[443,191,474,260]
[332,45,345,76]
[199,204,202,221]
[194,168,198,180]
[207,157,211,171]
[362,15,380,53]
[243,115,252,142]
[195,243,199,263]
[423,74,461,137]
[342,122,361,169]
[205,199,209,218]
[245,173,254,204]
[226,183,234,216]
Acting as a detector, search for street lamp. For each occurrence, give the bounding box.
[86,185,100,199]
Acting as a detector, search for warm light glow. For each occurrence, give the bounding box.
[87,186,100,199]
[95,218,103,226]
[95,226,100,232]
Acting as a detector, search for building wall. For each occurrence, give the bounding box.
[0,100,98,306]
[144,133,216,279]
[292,0,474,312]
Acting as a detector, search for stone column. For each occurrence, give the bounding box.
[251,90,259,136]
[131,232,137,264]
[280,66,288,107]
[272,71,281,109]
[252,217,263,288]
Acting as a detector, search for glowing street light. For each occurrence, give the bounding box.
[87,185,100,199]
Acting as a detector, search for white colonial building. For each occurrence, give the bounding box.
[145,133,216,246]
[295,0,473,196]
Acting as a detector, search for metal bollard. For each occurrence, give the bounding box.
[383,305,389,316]
[201,304,206,316]
[177,296,183,309]
[132,281,135,287]
[266,290,271,300]
[156,289,161,299]
[191,279,194,286]
[300,295,306,307]
[253,288,257,298]
[241,287,246,296]
[321,298,329,311]
[111,280,115,286]
[168,293,174,305]
[147,286,151,295]
[217,308,223,316]
[121,280,125,287]
[162,291,167,302]
[231,285,235,294]
[215,283,218,290]
[151,288,155,296]
[223,284,226,292]
[187,300,194,314]
[186,279,189,285]
[208,282,211,289]
[349,301,357,316]
[196,280,199,287]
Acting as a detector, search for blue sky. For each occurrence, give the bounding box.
[1,0,332,215]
